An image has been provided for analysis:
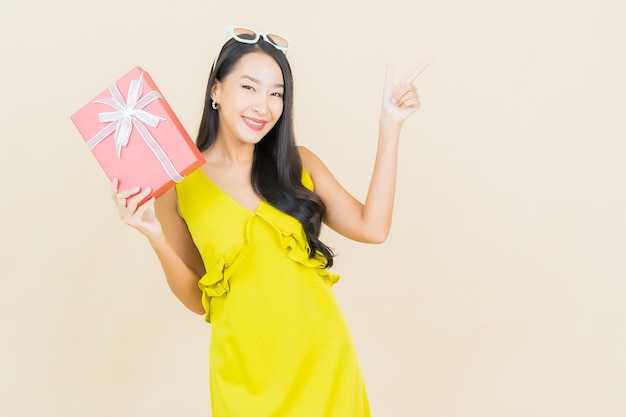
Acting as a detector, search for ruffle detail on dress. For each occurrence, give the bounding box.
[197,202,340,323]
[257,204,341,287]
[197,236,247,323]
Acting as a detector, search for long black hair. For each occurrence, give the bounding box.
[196,38,335,268]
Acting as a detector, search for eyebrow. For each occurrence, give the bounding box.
[240,75,284,89]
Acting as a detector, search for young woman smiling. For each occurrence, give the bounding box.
[112,26,431,417]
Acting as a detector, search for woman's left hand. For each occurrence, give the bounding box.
[381,57,434,125]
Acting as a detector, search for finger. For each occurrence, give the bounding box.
[110,178,120,201]
[397,96,421,110]
[115,186,141,199]
[403,56,436,84]
[393,83,417,100]
[114,187,141,209]
[134,196,156,219]
[383,64,394,101]
[392,88,418,109]
[395,90,420,106]
[125,187,152,213]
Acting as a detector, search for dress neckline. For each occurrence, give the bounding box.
[195,168,263,213]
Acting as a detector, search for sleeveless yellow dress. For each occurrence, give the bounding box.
[176,167,371,417]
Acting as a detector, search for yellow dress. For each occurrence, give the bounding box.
[176,167,370,417]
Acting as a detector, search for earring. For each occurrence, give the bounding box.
[211,100,218,110]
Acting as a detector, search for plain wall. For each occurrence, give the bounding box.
[1,0,625,416]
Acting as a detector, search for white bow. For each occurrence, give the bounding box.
[86,72,184,183]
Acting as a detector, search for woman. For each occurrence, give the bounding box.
[112,26,430,417]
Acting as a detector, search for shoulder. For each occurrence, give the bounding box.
[297,145,326,177]
[297,145,313,163]
[297,145,339,196]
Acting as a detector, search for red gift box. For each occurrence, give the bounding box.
[71,66,205,201]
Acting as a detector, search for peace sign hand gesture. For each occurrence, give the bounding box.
[381,57,434,126]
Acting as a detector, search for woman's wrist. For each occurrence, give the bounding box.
[379,114,403,142]
[147,231,169,250]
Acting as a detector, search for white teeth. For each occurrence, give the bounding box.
[244,117,263,127]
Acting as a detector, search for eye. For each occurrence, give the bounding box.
[271,91,283,98]
[242,85,254,91]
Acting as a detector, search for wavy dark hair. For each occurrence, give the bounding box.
[196,38,335,268]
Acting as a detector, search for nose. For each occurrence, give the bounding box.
[252,94,269,116]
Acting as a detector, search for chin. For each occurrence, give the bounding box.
[238,130,270,145]
[239,136,264,145]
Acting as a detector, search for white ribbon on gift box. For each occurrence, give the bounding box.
[86,72,185,183]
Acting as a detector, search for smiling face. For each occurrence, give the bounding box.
[211,51,285,146]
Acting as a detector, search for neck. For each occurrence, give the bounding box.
[207,136,255,167]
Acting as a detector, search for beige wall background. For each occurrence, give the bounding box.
[2,0,625,416]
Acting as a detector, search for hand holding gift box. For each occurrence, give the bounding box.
[71,66,205,202]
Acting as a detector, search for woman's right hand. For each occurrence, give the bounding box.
[111,178,163,240]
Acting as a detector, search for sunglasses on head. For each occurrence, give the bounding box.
[212,26,290,70]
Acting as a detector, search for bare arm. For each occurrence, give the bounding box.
[112,180,205,314]
[301,60,433,244]
[299,122,399,244]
